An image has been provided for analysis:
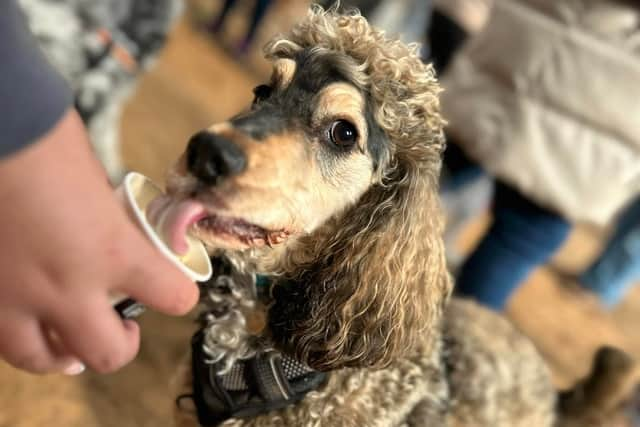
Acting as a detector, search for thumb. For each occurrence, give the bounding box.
[117,226,200,316]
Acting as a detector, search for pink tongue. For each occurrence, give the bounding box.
[147,198,206,255]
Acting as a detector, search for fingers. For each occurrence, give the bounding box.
[50,295,140,374]
[0,314,77,374]
[43,327,85,375]
[119,233,200,316]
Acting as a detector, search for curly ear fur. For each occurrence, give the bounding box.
[269,164,451,371]
[261,6,451,371]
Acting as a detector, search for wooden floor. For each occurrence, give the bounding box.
[2,7,640,427]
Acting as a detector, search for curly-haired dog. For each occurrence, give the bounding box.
[158,6,639,427]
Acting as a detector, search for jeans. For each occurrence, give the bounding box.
[580,197,640,307]
[453,181,572,310]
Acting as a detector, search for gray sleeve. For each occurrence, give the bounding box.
[0,0,73,158]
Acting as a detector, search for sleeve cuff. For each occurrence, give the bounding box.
[0,0,73,158]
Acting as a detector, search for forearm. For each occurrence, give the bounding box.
[0,0,72,158]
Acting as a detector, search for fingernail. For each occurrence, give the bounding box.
[63,362,85,376]
[123,319,140,330]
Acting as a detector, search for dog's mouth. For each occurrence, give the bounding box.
[192,214,290,250]
[147,196,290,254]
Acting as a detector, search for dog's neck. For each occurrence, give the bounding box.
[196,224,338,374]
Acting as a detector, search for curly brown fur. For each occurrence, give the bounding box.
[173,300,554,427]
[252,4,449,371]
[169,5,639,427]
[266,151,449,370]
[196,258,270,374]
[442,300,556,427]
[169,2,451,370]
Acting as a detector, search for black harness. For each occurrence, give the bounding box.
[180,329,327,426]
[114,268,327,426]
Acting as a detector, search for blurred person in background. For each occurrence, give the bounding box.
[0,0,198,376]
[19,0,183,183]
[431,0,640,310]
[427,0,495,269]
[207,0,276,55]
[435,0,640,311]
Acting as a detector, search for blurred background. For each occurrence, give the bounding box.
[2,0,640,426]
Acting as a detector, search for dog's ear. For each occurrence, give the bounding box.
[269,147,451,370]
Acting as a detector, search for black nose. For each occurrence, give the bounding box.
[186,131,247,185]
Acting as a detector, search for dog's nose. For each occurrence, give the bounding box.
[186,131,247,185]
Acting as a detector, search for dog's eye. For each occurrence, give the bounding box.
[252,84,272,104]
[329,120,358,148]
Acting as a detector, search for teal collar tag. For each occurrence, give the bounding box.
[255,275,271,289]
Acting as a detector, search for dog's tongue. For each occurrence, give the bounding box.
[147,197,206,255]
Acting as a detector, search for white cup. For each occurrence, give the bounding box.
[111,172,213,315]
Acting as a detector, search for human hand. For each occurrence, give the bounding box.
[0,109,199,375]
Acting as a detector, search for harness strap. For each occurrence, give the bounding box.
[188,329,327,426]
[251,351,292,402]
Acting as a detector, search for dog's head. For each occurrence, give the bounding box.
[166,49,385,252]
[166,6,450,370]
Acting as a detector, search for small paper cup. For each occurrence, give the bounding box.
[116,172,212,283]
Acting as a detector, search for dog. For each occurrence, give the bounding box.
[156,6,639,426]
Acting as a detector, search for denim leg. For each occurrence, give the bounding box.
[454,182,572,310]
[611,196,640,240]
[580,197,640,306]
